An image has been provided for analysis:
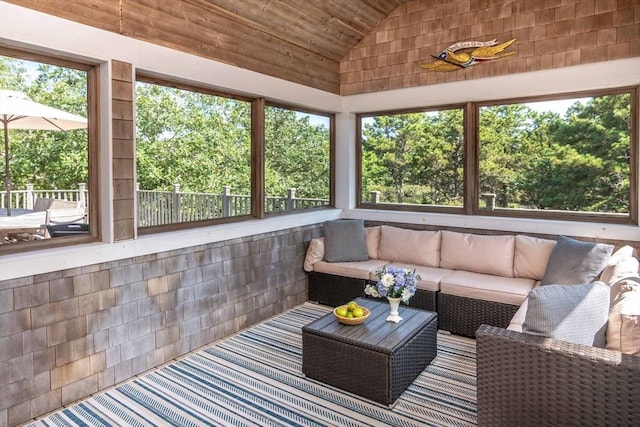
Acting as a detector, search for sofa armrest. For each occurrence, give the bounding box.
[476,324,640,427]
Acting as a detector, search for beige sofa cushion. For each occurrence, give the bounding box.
[303,237,324,272]
[599,246,639,305]
[507,298,528,333]
[514,235,556,280]
[606,282,640,355]
[377,225,441,267]
[507,281,542,332]
[365,226,381,259]
[440,231,515,277]
[440,270,536,305]
[600,245,637,282]
[374,263,452,292]
[312,259,387,280]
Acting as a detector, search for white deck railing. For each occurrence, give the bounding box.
[1,184,328,227]
[138,185,327,226]
[0,183,88,210]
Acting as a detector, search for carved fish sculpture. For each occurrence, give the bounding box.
[420,39,517,71]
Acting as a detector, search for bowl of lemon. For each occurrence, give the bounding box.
[334,301,370,325]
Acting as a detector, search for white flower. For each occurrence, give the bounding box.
[364,284,380,298]
[380,273,395,287]
[401,288,413,303]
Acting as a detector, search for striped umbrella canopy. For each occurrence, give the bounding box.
[0,89,87,215]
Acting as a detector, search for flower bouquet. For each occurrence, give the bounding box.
[364,265,420,305]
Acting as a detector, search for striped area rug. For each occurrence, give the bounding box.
[27,303,477,426]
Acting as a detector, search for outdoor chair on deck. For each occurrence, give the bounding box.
[33,197,55,211]
[46,222,89,237]
[41,205,87,239]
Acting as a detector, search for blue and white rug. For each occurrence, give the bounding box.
[27,303,477,426]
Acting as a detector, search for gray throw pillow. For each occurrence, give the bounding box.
[323,219,369,262]
[541,236,613,286]
[522,282,610,347]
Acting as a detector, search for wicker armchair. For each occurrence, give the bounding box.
[476,325,640,426]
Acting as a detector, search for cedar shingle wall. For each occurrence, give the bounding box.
[340,0,640,95]
[111,61,135,241]
[0,225,315,425]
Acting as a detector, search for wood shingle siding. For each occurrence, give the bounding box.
[111,60,135,241]
[341,0,640,94]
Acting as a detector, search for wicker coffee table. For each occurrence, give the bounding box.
[302,297,437,405]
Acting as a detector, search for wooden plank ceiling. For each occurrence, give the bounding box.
[6,0,412,94]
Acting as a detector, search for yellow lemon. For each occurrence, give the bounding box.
[336,307,348,317]
[353,307,364,317]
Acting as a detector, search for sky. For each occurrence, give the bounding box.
[525,97,591,116]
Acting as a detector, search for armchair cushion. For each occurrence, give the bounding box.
[523,281,610,347]
[606,282,640,355]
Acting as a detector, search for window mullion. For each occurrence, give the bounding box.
[464,102,478,215]
[252,97,265,219]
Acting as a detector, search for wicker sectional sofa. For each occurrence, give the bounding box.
[304,224,553,337]
[304,223,640,425]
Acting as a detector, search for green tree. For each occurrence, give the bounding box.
[264,107,330,199]
[1,59,88,190]
[411,109,464,205]
[479,104,535,208]
[135,83,252,194]
[519,95,630,212]
[362,113,424,203]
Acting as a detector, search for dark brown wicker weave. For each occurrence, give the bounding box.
[307,271,367,306]
[308,271,437,311]
[437,293,519,338]
[302,298,437,405]
[476,325,640,427]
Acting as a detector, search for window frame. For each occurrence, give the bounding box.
[356,104,468,215]
[135,74,257,234]
[263,101,335,216]
[0,46,100,254]
[356,86,639,225]
[135,75,336,234]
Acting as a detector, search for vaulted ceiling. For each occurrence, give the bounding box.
[6,0,413,93]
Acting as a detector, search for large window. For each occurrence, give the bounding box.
[358,107,464,211]
[478,91,634,220]
[358,87,638,224]
[0,49,96,250]
[135,79,252,228]
[264,105,332,213]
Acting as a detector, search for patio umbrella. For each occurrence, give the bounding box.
[0,89,87,215]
